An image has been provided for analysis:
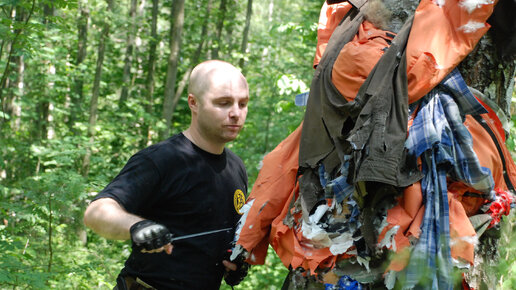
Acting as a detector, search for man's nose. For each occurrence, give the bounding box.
[228,104,241,118]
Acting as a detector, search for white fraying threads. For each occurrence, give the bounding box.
[459,21,486,33]
[433,0,446,7]
[459,0,494,14]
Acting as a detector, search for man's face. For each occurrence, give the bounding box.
[195,75,249,145]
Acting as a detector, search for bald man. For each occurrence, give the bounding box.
[84,60,250,289]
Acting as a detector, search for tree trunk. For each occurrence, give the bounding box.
[36,1,55,141]
[211,0,227,59]
[82,0,114,177]
[161,0,184,139]
[119,0,138,109]
[169,0,212,131]
[69,0,89,132]
[458,33,515,117]
[239,0,253,70]
[141,0,160,147]
[0,0,35,120]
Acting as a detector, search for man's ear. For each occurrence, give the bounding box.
[188,94,198,112]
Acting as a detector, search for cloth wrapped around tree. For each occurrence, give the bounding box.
[230,0,516,289]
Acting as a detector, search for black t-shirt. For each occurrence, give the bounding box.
[94,133,247,289]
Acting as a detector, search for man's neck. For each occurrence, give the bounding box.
[183,128,225,155]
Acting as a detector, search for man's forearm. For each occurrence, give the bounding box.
[84,198,143,240]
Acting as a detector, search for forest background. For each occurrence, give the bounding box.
[0,0,514,288]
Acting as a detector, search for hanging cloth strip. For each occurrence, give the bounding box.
[400,69,494,289]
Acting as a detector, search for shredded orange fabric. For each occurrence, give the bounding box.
[237,0,506,274]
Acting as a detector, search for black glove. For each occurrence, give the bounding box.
[224,249,250,286]
[130,220,173,251]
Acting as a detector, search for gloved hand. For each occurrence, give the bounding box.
[129,220,173,252]
[223,249,250,286]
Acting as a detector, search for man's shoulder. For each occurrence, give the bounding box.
[225,147,243,161]
[138,134,191,161]
[224,148,246,171]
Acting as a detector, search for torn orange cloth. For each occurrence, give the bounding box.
[237,0,502,273]
[238,124,302,265]
[313,2,353,68]
[332,20,394,102]
[317,0,496,104]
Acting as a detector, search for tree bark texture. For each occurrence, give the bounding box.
[141,0,160,147]
[82,0,114,177]
[119,0,138,108]
[0,0,35,115]
[239,0,253,70]
[69,0,89,132]
[211,0,227,59]
[169,0,212,131]
[161,0,184,139]
[459,32,515,118]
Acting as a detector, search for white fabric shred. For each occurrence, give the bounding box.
[449,234,479,247]
[433,0,446,7]
[378,225,401,252]
[232,199,255,244]
[384,270,397,289]
[452,257,472,269]
[459,0,494,14]
[230,244,245,261]
[329,232,354,255]
[459,21,486,33]
[309,204,329,224]
[301,220,332,248]
[357,255,371,272]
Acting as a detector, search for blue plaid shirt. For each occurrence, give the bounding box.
[401,69,494,289]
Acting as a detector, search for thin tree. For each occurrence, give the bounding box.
[161,0,185,139]
[0,0,35,120]
[82,0,114,177]
[69,0,89,132]
[119,0,138,108]
[169,0,212,131]
[211,0,227,59]
[239,0,253,70]
[141,0,160,147]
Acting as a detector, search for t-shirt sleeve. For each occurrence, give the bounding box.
[94,152,161,214]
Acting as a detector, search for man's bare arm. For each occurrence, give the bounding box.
[83,198,143,240]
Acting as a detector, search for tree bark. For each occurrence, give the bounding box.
[2,6,25,126]
[169,0,212,131]
[119,0,138,109]
[458,33,515,117]
[69,0,89,132]
[161,0,184,139]
[211,0,227,59]
[0,0,35,118]
[141,0,160,147]
[82,0,114,177]
[239,0,253,70]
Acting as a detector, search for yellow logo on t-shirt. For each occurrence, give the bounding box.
[233,189,245,215]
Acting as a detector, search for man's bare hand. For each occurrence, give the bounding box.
[222,260,237,271]
[141,243,173,255]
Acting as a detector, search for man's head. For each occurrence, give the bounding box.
[186,60,249,153]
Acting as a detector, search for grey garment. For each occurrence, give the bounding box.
[346,14,422,187]
[299,0,367,172]
[299,0,421,189]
